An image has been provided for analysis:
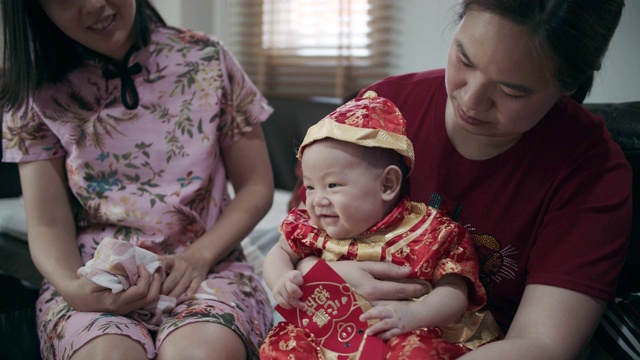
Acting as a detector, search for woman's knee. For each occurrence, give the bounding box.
[70,334,149,360]
[158,323,247,360]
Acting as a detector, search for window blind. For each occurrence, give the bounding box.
[227,0,396,101]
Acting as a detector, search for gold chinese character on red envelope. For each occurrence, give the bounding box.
[275,259,389,359]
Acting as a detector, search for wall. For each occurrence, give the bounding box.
[390,0,640,103]
[587,1,640,103]
[0,1,633,103]
[156,0,639,104]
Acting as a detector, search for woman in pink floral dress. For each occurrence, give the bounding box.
[0,1,273,359]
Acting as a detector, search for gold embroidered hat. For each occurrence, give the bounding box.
[298,90,415,173]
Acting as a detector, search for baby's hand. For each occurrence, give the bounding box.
[272,270,307,310]
[359,301,421,341]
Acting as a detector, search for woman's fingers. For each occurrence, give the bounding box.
[114,265,161,314]
[369,280,430,301]
[332,262,429,300]
[160,254,207,298]
[167,273,193,299]
[357,261,411,280]
[160,256,178,295]
[185,278,201,297]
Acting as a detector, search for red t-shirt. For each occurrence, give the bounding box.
[360,69,632,329]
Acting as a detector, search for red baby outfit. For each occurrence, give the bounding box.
[260,197,502,359]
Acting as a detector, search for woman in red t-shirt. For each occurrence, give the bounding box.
[294,1,632,359]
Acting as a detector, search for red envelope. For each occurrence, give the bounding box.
[275,259,389,359]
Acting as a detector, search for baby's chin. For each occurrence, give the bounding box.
[324,229,360,240]
[312,219,362,239]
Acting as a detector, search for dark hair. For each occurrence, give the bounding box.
[363,146,410,198]
[0,0,166,111]
[363,146,410,180]
[456,0,624,103]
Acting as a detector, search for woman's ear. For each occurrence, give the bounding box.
[381,165,403,201]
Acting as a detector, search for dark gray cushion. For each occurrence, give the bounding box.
[585,101,640,296]
[0,146,21,198]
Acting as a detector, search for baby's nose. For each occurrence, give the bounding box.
[312,194,330,207]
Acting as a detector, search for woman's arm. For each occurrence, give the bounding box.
[161,124,274,297]
[297,256,431,301]
[20,158,161,313]
[460,284,606,359]
[20,158,82,289]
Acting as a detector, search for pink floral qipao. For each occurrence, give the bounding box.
[2,25,273,359]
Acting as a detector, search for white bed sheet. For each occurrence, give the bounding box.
[0,196,27,240]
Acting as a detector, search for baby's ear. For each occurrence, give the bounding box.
[381,165,403,201]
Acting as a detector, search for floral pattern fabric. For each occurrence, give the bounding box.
[2,25,273,359]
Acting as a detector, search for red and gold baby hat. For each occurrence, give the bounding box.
[298,90,414,172]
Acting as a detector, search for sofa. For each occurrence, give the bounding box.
[1,98,638,359]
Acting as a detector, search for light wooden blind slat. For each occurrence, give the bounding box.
[227,0,395,101]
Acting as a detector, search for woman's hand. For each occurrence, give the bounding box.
[297,257,431,302]
[161,252,210,298]
[63,264,162,314]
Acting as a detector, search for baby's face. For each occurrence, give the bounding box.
[301,139,388,239]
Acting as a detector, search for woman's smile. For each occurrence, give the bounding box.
[457,106,488,126]
[88,14,116,31]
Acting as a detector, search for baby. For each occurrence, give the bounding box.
[260,91,501,359]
